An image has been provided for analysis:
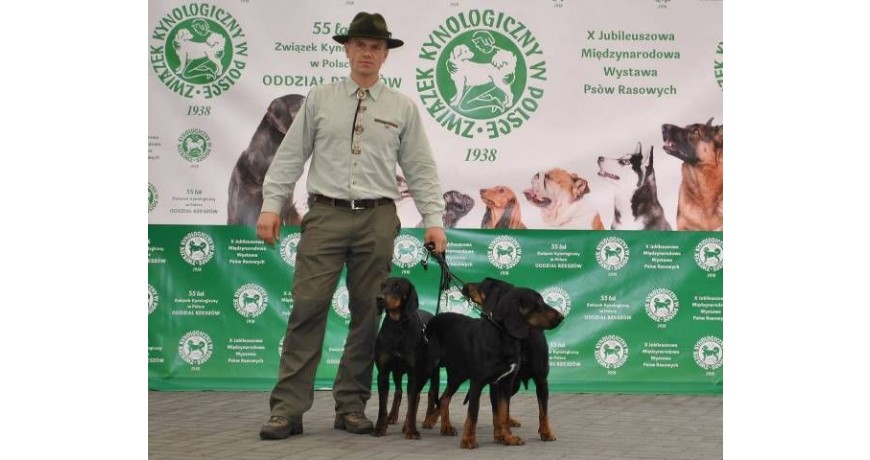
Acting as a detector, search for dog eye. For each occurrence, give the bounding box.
[618,159,630,165]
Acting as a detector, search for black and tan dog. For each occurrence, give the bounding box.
[463,278,562,442]
[661,118,723,231]
[373,277,438,439]
[227,94,304,226]
[424,280,564,449]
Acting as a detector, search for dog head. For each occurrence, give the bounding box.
[597,142,655,189]
[377,277,419,322]
[443,190,475,227]
[480,185,523,228]
[523,168,592,210]
[661,118,723,166]
[266,94,305,136]
[462,279,564,339]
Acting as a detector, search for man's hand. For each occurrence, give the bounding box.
[424,227,447,254]
[256,212,282,246]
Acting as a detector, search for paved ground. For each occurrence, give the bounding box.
[149,390,722,459]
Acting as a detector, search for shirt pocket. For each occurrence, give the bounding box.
[369,117,401,152]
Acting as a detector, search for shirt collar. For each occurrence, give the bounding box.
[343,77,383,102]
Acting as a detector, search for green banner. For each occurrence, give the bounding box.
[149,225,722,394]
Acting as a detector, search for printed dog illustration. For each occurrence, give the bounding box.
[447,44,517,112]
[661,118,723,231]
[523,168,605,229]
[480,186,526,229]
[227,94,304,226]
[173,25,226,79]
[597,142,672,230]
[442,190,475,228]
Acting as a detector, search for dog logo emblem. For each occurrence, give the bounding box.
[148,284,159,315]
[180,231,215,266]
[178,330,214,366]
[148,183,159,213]
[645,288,679,322]
[693,336,723,370]
[595,237,630,271]
[487,235,522,270]
[177,128,212,163]
[233,283,268,319]
[541,287,572,318]
[416,10,547,139]
[331,286,351,320]
[280,233,301,267]
[149,5,248,99]
[595,335,629,369]
[392,235,425,269]
[694,238,723,272]
[440,286,475,316]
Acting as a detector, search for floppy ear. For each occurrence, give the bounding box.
[492,296,529,340]
[404,281,419,317]
[571,175,590,199]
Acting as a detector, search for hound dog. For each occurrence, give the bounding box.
[523,168,605,229]
[373,278,438,439]
[442,190,475,228]
[227,94,304,226]
[661,118,723,231]
[463,278,562,441]
[424,282,564,449]
[480,186,526,229]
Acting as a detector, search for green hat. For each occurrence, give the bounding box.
[333,12,404,49]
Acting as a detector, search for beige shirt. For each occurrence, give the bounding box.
[262,78,445,228]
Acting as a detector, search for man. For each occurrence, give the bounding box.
[257,12,447,440]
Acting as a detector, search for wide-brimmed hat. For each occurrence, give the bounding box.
[332,12,404,49]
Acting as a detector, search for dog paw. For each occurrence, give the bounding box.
[441,425,458,436]
[509,417,522,427]
[372,428,387,437]
[403,430,421,440]
[539,432,557,441]
[460,437,479,449]
[501,435,525,446]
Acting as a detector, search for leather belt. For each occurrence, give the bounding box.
[311,194,393,210]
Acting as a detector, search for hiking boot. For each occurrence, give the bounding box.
[259,415,303,440]
[334,412,374,434]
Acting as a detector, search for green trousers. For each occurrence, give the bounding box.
[269,201,400,418]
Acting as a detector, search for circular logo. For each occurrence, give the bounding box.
[694,238,723,272]
[596,237,630,271]
[713,40,723,90]
[148,183,159,213]
[178,330,214,366]
[488,235,522,270]
[180,231,215,266]
[541,287,571,317]
[331,286,350,320]
[149,5,247,99]
[280,232,301,266]
[148,284,159,315]
[233,283,268,318]
[416,10,547,139]
[439,286,476,316]
[177,128,212,162]
[693,336,723,370]
[595,335,629,369]
[645,288,679,322]
[392,235,425,269]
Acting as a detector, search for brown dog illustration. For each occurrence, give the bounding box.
[480,186,526,229]
[661,118,723,231]
[523,169,604,230]
[227,94,304,226]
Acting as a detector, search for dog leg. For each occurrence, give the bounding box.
[535,375,556,441]
[387,370,402,425]
[460,382,482,449]
[494,383,524,446]
[402,392,422,440]
[438,392,457,436]
[490,391,504,443]
[422,367,440,429]
[372,369,390,437]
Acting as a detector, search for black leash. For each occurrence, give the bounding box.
[420,242,486,317]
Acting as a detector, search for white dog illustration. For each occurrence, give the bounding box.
[447,44,517,111]
[173,28,226,77]
[523,168,605,230]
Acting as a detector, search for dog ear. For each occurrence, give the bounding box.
[404,281,420,317]
[507,199,524,229]
[571,175,590,199]
[266,98,293,134]
[492,295,529,340]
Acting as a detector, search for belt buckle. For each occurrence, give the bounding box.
[350,199,364,210]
